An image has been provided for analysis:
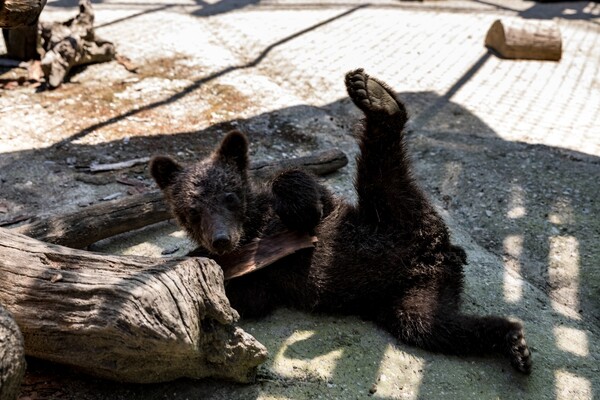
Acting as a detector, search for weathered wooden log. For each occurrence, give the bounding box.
[0,304,26,400]
[250,148,348,179]
[14,191,170,249]
[0,228,267,383]
[485,18,562,61]
[0,0,46,28]
[39,0,115,88]
[13,149,348,248]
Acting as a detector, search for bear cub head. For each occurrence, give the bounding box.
[150,130,250,255]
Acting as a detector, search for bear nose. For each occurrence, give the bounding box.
[212,234,231,251]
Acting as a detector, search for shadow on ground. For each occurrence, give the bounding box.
[475,0,600,22]
[2,86,599,398]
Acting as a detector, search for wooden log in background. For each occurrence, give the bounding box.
[0,304,25,400]
[13,149,348,248]
[0,228,267,383]
[250,148,348,179]
[0,0,46,28]
[485,18,562,61]
[13,191,170,249]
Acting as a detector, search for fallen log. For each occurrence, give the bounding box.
[13,191,170,249]
[0,0,46,28]
[0,304,25,400]
[13,149,348,248]
[250,148,348,179]
[485,18,562,61]
[0,227,267,383]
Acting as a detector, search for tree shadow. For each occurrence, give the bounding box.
[475,0,600,23]
[44,0,261,16]
[520,1,600,21]
[193,0,261,17]
[45,0,104,7]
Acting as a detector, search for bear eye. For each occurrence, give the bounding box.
[188,208,202,221]
[224,192,240,210]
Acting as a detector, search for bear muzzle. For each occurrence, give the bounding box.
[211,233,233,253]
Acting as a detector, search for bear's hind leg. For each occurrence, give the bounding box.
[376,292,532,374]
[345,69,433,229]
[345,68,407,122]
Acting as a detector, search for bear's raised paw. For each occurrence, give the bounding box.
[345,68,402,117]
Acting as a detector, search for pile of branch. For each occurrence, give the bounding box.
[39,0,116,88]
[2,0,116,87]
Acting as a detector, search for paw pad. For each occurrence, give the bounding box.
[345,69,401,116]
[506,329,533,374]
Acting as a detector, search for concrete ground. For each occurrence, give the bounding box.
[1,0,599,399]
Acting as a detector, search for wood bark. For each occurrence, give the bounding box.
[13,149,348,248]
[13,191,170,249]
[0,228,267,383]
[0,304,25,400]
[2,23,39,60]
[485,18,562,61]
[39,0,115,88]
[250,148,348,179]
[0,0,46,28]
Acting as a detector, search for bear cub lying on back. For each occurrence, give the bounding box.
[151,69,532,374]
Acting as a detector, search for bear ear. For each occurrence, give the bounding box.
[150,156,183,190]
[216,130,249,172]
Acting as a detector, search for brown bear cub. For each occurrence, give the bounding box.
[150,69,532,374]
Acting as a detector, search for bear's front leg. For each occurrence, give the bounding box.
[271,169,332,235]
[225,273,279,318]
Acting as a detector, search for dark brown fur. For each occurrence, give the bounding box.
[150,69,532,374]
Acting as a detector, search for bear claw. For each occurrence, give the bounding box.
[506,329,533,374]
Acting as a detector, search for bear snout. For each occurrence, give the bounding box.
[212,233,232,253]
[199,214,239,255]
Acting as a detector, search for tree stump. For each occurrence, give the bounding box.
[2,23,40,60]
[485,18,562,61]
[0,227,267,383]
[2,0,45,60]
[0,0,46,28]
[0,304,26,400]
